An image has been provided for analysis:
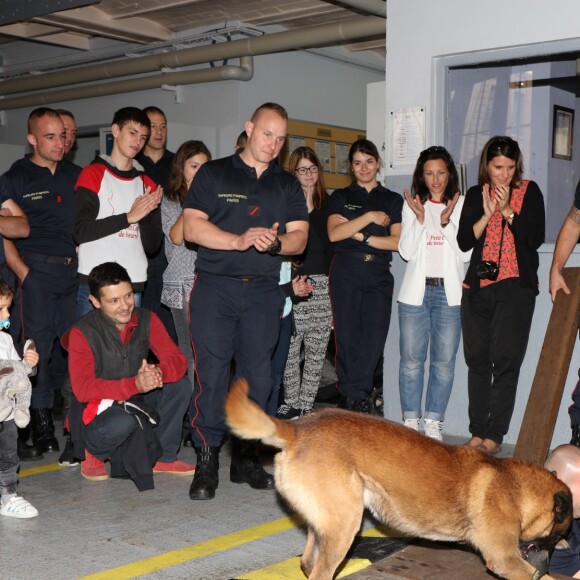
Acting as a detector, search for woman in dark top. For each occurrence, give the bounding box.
[327,139,403,412]
[277,147,333,420]
[457,136,545,455]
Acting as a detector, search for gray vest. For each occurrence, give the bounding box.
[75,308,150,380]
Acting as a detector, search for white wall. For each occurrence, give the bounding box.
[387,0,580,145]
[367,81,387,179]
[385,0,580,448]
[0,143,24,173]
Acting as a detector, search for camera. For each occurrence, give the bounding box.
[476,260,499,281]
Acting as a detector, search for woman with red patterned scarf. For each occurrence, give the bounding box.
[457,136,545,455]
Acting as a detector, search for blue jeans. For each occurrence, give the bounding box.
[398,285,461,422]
[77,283,141,319]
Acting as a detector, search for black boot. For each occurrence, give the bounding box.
[31,408,60,453]
[337,394,370,414]
[367,387,384,416]
[230,437,274,490]
[17,437,44,461]
[189,447,220,500]
[571,425,580,447]
[16,425,44,461]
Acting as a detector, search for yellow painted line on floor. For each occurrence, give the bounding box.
[235,526,405,578]
[360,524,407,538]
[20,463,65,477]
[236,556,370,579]
[77,516,299,580]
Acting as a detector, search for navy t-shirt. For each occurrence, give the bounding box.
[0,157,80,256]
[575,179,580,210]
[183,152,308,277]
[549,518,580,576]
[326,181,403,262]
[136,149,174,190]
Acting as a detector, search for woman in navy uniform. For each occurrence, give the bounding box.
[327,139,403,412]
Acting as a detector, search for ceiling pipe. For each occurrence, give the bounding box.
[0,56,253,110]
[0,15,385,97]
[335,0,386,18]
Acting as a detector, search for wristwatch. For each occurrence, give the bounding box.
[267,237,282,255]
[362,232,371,245]
[504,211,515,220]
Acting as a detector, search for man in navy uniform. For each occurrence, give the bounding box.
[0,107,81,455]
[183,103,308,500]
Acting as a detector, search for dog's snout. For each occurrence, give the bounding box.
[519,543,549,576]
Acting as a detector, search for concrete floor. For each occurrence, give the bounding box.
[3,414,520,580]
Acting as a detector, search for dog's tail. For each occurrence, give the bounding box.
[225,378,294,449]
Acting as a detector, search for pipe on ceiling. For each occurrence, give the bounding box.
[0,56,254,110]
[336,0,386,18]
[0,15,385,98]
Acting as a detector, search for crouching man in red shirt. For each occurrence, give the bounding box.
[63,261,194,491]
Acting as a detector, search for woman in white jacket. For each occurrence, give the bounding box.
[398,146,471,440]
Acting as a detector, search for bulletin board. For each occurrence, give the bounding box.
[280,119,366,190]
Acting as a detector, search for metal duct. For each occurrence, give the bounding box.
[0,57,253,110]
[336,0,386,18]
[0,15,385,99]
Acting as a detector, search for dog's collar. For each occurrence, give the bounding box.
[531,571,544,580]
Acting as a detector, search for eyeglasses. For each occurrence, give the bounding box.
[296,165,319,175]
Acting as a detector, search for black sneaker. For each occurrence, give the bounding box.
[276,405,303,420]
[58,434,80,467]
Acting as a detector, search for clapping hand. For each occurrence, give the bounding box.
[440,192,460,226]
[482,184,497,218]
[404,189,425,224]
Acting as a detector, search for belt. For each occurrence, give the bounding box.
[346,253,377,262]
[24,251,77,266]
[425,277,444,286]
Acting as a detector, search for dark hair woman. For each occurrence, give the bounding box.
[457,135,545,455]
[398,146,471,440]
[327,139,403,412]
[161,140,211,380]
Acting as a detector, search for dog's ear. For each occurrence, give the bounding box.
[553,491,571,524]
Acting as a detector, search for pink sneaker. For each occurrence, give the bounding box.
[153,460,196,476]
[81,450,109,481]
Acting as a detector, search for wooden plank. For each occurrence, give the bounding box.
[345,541,572,579]
[514,267,580,464]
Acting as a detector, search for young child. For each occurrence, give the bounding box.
[0,279,39,518]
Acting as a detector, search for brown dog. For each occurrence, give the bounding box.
[225,379,572,580]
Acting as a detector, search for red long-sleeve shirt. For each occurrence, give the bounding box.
[63,311,187,422]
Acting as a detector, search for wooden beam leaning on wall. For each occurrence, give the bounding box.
[514,267,580,464]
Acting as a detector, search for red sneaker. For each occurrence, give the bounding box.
[81,450,109,481]
[153,460,196,476]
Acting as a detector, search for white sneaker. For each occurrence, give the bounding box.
[424,419,443,441]
[403,418,420,431]
[0,495,39,519]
